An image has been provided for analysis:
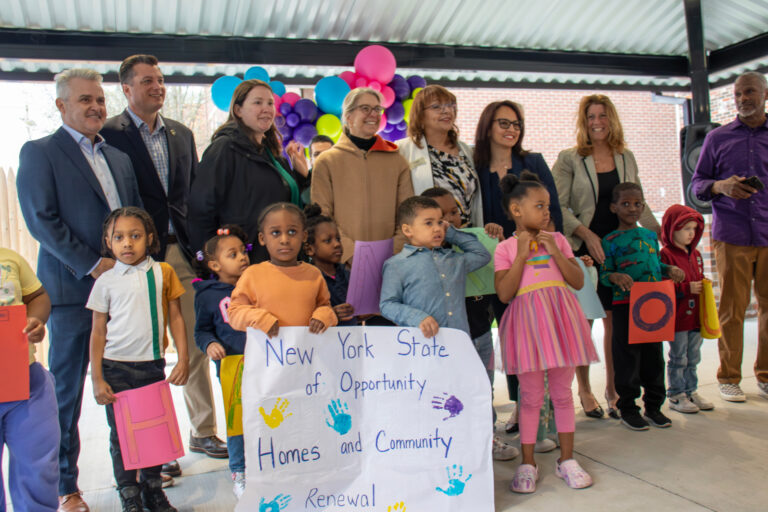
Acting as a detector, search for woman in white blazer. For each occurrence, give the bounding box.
[396,85,483,228]
[552,94,660,420]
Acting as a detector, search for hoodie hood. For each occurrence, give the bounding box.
[334,131,399,155]
[193,278,235,295]
[661,204,704,251]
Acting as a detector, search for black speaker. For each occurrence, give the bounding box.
[680,122,719,214]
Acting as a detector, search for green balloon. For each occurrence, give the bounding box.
[402,99,414,123]
[316,114,342,138]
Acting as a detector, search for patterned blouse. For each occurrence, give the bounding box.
[428,145,478,225]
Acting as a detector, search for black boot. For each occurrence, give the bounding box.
[119,485,144,512]
[142,479,178,512]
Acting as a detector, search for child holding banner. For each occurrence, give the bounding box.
[303,204,357,326]
[194,225,250,497]
[228,202,337,336]
[87,207,189,512]
[599,184,685,431]
[659,205,714,414]
[0,247,58,511]
[494,171,598,493]
[419,187,520,461]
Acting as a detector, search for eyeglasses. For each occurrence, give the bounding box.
[427,103,457,112]
[353,104,385,115]
[494,118,523,130]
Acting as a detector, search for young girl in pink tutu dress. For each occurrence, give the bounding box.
[494,171,599,494]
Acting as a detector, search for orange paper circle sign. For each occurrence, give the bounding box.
[632,291,674,331]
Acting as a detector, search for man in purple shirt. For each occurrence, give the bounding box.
[691,71,768,403]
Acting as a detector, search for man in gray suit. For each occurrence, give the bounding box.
[18,68,143,512]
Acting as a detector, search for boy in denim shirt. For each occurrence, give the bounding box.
[380,195,490,337]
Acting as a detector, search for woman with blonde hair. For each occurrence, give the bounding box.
[397,85,483,228]
[311,87,413,263]
[552,94,660,419]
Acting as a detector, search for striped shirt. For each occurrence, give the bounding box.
[86,257,184,361]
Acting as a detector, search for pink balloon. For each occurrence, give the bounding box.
[354,45,397,84]
[368,81,382,92]
[273,93,283,110]
[355,77,369,88]
[339,71,357,88]
[378,111,388,132]
[281,92,301,107]
[380,85,395,108]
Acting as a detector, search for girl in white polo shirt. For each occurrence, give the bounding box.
[87,207,189,512]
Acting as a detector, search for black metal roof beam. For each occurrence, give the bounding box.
[684,0,711,124]
[0,69,691,92]
[709,32,768,73]
[0,28,689,77]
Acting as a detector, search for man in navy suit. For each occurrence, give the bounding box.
[17,68,142,512]
[101,55,227,479]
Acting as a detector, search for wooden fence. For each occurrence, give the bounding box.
[1,166,48,363]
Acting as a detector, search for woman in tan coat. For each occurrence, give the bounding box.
[552,94,660,419]
[310,88,413,264]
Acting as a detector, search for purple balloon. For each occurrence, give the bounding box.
[279,102,293,116]
[389,74,411,101]
[396,120,408,131]
[274,115,286,128]
[277,123,293,140]
[285,112,300,128]
[381,123,394,134]
[389,126,407,140]
[293,122,318,147]
[379,130,397,142]
[294,99,319,123]
[386,102,405,124]
[407,75,427,90]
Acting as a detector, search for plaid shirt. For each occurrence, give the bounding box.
[126,108,172,232]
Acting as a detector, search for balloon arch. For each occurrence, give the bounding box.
[209,45,427,149]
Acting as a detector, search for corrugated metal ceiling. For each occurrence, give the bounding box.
[2,0,765,55]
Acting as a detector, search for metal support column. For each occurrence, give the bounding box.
[683,0,711,124]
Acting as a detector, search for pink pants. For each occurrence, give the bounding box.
[517,367,576,444]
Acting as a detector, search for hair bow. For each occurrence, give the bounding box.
[196,250,204,261]
[245,243,253,252]
[217,228,230,236]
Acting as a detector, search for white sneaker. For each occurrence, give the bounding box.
[534,438,557,453]
[689,392,714,410]
[719,383,746,402]
[232,472,246,499]
[758,382,768,399]
[492,436,519,461]
[668,392,699,413]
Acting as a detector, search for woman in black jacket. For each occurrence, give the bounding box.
[188,79,308,264]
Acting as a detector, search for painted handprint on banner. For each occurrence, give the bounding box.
[436,464,472,496]
[259,398,292,429]
[431,393,464,420]
[259,494,291,512]
[387,501,406,511]
[325,398,352,435]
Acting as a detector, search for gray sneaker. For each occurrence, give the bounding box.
[492,436,519,461]
[534,438,557,453]
[668,392,699,413]
[689,392,714,410]
[719,383,746,402]
[758,382,768,399]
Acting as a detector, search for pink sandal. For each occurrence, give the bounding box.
[510,463,538,493]
[556,459,593,489]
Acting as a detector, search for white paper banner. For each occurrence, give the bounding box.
[237,326,494,512]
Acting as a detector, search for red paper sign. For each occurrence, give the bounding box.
[113,380,184,470]
[0,305,30,402]
[629,281,675,344]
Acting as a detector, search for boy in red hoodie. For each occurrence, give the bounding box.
[660,205,715,414]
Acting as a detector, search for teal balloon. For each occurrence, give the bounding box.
[244,66,270,82]
[270,80,287,97]
[314,76,350,117]
[211,76,243,111]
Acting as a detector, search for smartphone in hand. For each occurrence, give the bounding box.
[744,175,765,191]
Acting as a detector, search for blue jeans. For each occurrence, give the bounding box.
[667,330,704,396]
[228,434,245,473]
[0,363,60,512]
